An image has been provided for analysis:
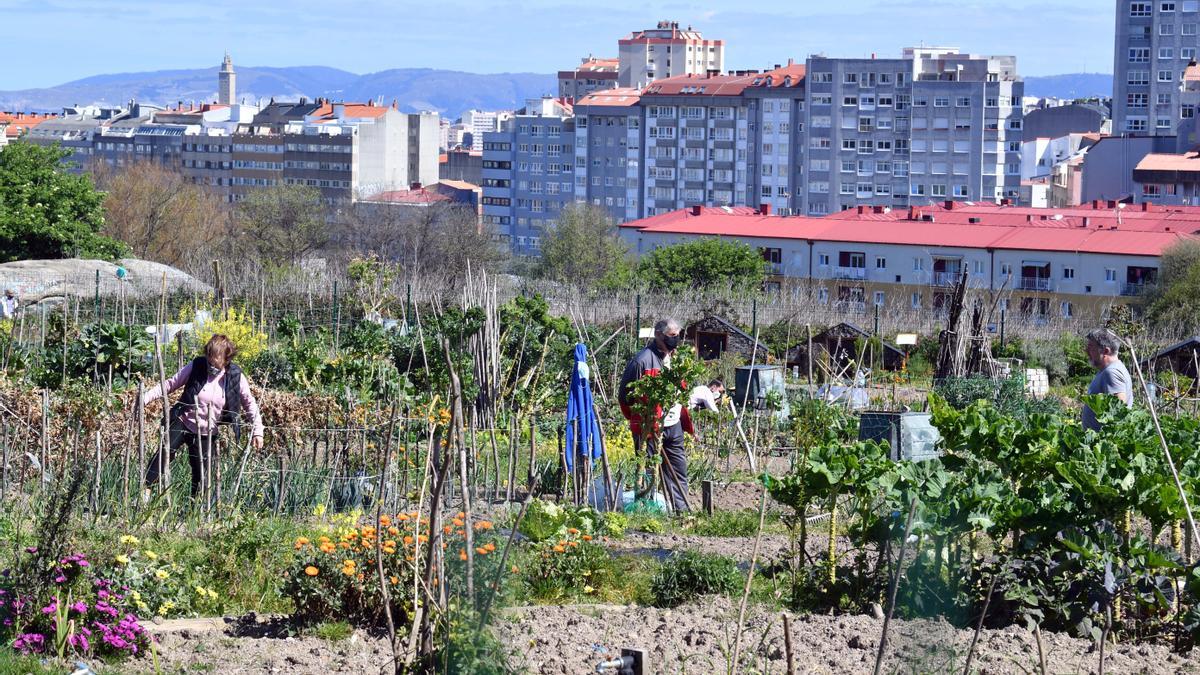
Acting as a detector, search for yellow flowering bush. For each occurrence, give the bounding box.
[189,305,268,363]
[99,539,221,618]
[603,430,635,465]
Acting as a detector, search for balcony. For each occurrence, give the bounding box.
[834,266,866,280]
[767,262,784,275]
[1017,276,1052,292]
[1121,282,1154,297]
[932,271,962,287]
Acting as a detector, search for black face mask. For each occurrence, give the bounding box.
[208,365,223,378]
[661,334,681,350]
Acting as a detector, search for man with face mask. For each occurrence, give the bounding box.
[1081,328,1133,431]
[619,318,692,512]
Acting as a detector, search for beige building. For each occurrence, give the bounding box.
[618,21,725,89]
[619,201,1192,321]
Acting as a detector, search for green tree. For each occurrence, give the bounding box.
[536,202,634,288]
[1142,238,1200,330]
[236,184,330,267]
[637,237,766,292]
[0,142,128,261]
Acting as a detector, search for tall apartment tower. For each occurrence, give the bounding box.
[1113,0,1200,136]
[618,21,725,89]
[219,52,236,105]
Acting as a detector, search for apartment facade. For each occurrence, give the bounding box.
[481,98,576,255]
[462,110,513,152]
[573,88,644,223]
[618,21,725,89]
[802,48,1023,216]
[558,57,619,103]
[619,201,1187,320]
[1113,0,1200,135]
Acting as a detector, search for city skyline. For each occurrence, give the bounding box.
[1,1,1113,91]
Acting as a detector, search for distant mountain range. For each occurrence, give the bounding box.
[0,67,1114,118]
[1023,73,1112,100]
[0,66,559,120]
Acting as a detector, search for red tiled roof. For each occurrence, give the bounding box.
[1185,63,1200,82]
[0,112,56,137]
[642,73,757,97]
[363,187,451,205]
[309,102,389,120]
[749,63,806,88]
[576,88,642,107]
[620,203,1197,257]
[1135,152,1200,172]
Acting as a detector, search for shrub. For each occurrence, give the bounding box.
[0,551,151,660]
[98,535,222,619]
[650,551,742,608]
[284,511,499,627]
[192,305,268,363]
[520,530,611,602]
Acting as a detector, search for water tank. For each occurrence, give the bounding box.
[734,365,789,419]
[858,411,941,462]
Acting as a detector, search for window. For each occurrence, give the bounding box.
[1163,1,1177,9]
[1062,302,1074,318]
[1159,70,1175,82]
[876,256,887,269]
[1130,48,1151,63]
[1162,22,1177,35]
[1159,47,1175,60]
[1000,263,1013,276]
[817,288,829,304]
[1128,93,1149,108]
[956,96,971,107]
[1185,48,1198,60]
[818,253,830,266]
[1131,2,1152,15]
[1187,0,1199,10]
[913,257,926,272]
[1105,268,1117,282]
[911,292,922,309]
[931,184,947,197]
[1129,70,1150,85]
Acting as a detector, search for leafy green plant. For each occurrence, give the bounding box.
[520,531,612,602]
[650,550,742,608]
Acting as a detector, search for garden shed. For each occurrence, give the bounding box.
[683,314,769,362]
[1145,336,1200,388]
[785,322,905,375]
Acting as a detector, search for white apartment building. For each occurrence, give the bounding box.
[618,21,725,89]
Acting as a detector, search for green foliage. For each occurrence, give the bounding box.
[1142,238,1200,329]
[637,237,766,292]
[309,620,353,642]
[687,510,776,537]
[624,345,706,444]
[497,295,572,412]
[536,202,635,289]
[0,142,128,261]
[520,532,614,602]
[236,183,329,268]
[33,317,154,388]
[933,375,1062,421]
[517,499,620,543]
[650,550,742,607]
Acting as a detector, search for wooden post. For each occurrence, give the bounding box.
[701,479,714,516]
[783,613,796,675]
[806,323,814,391]
[527,415,536,496]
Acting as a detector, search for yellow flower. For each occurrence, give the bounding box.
[131,591,141,601]
[305,566,320,577]
[313,503,328,518]
[119,535,139,545]
[115,554,130,565]
[143,550,159,561]
[207,589,218,600]
[584,585,595,594]
[155,569,170,580]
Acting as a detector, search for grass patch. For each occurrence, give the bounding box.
[650,550,742,608]
[310,620,354,642]
[0,651,59,675]
[684,510,783,537]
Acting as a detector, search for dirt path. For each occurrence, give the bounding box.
[496,597,1200,675]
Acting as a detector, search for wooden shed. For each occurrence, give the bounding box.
[684,315,770,362]
[785,322,905,374]
[1144,336,1200,387]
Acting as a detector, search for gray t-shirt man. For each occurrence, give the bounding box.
[1082,359,1134,431]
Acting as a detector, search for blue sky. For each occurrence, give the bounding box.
[0,0,1114,89]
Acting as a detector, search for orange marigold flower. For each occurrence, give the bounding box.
[390,575,399,585]
[569,541,579,547]
[452,518,464,527]
[582,535,593,541]
[397,513,410,521]
[456,511,465,519]
[403,536,414,546]
[443,526,453,535]
[379,515,392,527]
[484,542,496,552]
[304,566,319,577]
[383,547,397,555]
[295,537,311,547]
[567,528,580,535]
[338,542,351,549]
[553,545,565,553]
[318,536,331,543]
[474,521,493,530]
[475,546,488,555]
[387,526,400,536]
[418,534,428,543]
[320,542,336,554]
[458,549,467,561]
[511,565,519,574]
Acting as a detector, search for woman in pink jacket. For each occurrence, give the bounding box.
[142,334,264,498]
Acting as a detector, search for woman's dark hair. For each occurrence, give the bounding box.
[205,334,238,366]
[708,379,724,389]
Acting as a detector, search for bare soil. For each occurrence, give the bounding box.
[496,597,1200,675]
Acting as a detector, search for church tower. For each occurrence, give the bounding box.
[218,52,236,105]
